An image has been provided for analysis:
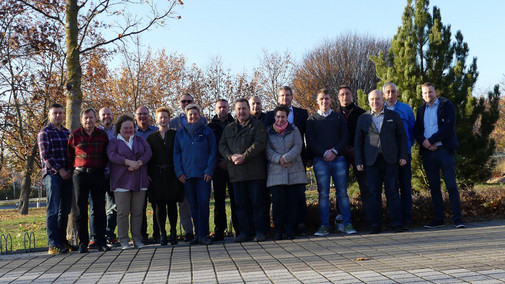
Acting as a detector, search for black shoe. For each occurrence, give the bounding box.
[454,221,466,228]
[170,234,178,245]
[370,227,382,234]
[234,234,249,243]
[184,233,194,242]
[274,232,283,241]
[98,244,111,252]
[160,235,168,246]
[394,226,405,233]
[211,234,224,242]
[296,223,306,236]
[189,238,199,245]
[253,233,266,242]
[78,244,88,253]
[199,237,211,245]
[424,220,445,229]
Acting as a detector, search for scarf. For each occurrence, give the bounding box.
[273,121,289,136]
[184,118,205,138]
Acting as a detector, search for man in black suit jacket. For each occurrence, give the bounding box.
[265,86,309,235]
[354,90,408,234]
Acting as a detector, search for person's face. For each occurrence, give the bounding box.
[274,110,288,126]
[368,91,384,113]
[422,85,437,105]
[179,95,193,112]
[187,109,201,124]
[317,93,332,112]
[383,85,398,105]
[135,107,149,126]
[80,111,96,131]
[215,101,229,118]
[156,111,170,128]
[337,88,353,107]
[278,89,293,107]
[99,108,113,126]
[235,102,251,123]
[249,97,262,115]
[119,120,135,139]
[48,107,64,126]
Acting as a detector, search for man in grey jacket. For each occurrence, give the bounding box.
[355,90,408,234]
[219,98,267,243]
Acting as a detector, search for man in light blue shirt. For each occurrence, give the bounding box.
[413,82,463,229]
[383,83,416,228]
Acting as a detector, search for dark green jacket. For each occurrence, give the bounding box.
[219,116,267,182]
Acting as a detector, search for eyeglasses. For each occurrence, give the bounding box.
[180,100,193,104]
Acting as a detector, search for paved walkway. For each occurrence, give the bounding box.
[2,220,505,283]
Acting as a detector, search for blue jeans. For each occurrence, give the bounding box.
[366,155,401,228]
[399,154,413,225]
[270,184,301,236]
[232,179,266,236]
[43,173,73,247]
[313,156,351,228]
[422,148,462,223]
[184,178,211,239]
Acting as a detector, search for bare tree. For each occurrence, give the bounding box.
[292,33,389,112]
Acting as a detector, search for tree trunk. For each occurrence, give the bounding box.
[65,0,82,243]
[18,142,38,215]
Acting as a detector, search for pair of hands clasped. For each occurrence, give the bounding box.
[422,138,438,151]
[125,159,143,172]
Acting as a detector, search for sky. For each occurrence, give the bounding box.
[136,0,505,94]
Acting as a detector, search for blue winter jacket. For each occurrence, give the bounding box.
[174,122,217,179]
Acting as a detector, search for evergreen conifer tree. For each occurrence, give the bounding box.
[371,0,500,189]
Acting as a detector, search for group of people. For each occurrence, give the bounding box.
[38,81,464,255]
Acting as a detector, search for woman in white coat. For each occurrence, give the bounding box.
[266,105,308,240]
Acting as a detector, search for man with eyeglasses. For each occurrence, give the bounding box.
[135,106,159,244]
[169,93,207,242]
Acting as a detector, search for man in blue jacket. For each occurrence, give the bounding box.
[413,82,464,229]
[383,83,416,228]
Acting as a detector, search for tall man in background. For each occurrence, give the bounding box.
[135,106,159,243]
[383,82,416,228]
[265,86,310,235]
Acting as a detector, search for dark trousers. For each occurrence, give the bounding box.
[154,200,178,237]
[399,154,413,225]
[213,167,239,236]
[270,184,301,236]
[89,177,117,241]
[422,148,462,223]
[295,185,307,226]
[73,170,106,246]
[142,195,159,240]
[232,179,266,237]
[366,155,401,229]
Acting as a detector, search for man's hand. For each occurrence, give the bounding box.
[323,148,336,162]
[399,159,407,166]
[178,174,187,184]
[204,174,212,182]
[356,164,364,171]
[429,145,438,151]
[59,168,70,180]
[422,139,432,150]
[231,154,245,165]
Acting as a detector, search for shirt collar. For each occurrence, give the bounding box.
[317,109,332,117]
[371,108,385,117]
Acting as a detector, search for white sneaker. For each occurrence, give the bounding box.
[121,241,130,250]
[134,241,145,249]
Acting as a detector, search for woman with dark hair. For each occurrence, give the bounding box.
[147,107,184,245]
[266,104,308,240]
[107,114,152,249]
[174,104,217,245]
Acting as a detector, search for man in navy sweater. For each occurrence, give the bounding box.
[306,88,356,236]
